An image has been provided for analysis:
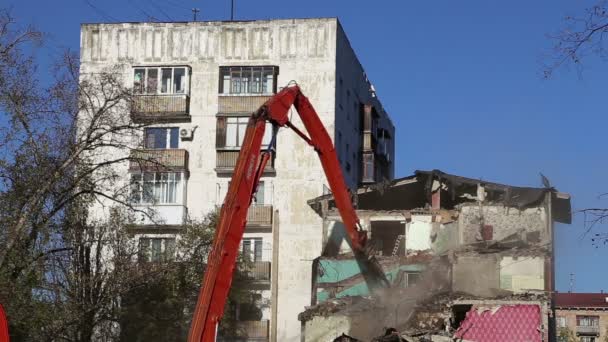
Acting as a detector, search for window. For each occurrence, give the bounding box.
[139,237,176,262]
[253,181,265,204]
[362,153,374,181]
[133,66,188,95]
[406,272,421,287]
[219,66,278,94]
[216,116,272,149]
[556,316,566,328]
[226,117,248,148]
[242,238,263,262]
[144,127,179,149]
[130,172,183,205]
[580,337,596,342]
[577,316,599,327]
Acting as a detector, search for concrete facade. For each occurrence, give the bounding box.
[79,18,394,341]
[555,293,608,342]
[556,309,608,341]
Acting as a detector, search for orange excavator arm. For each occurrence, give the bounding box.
[188,84,389,342]
[0,304,8,342]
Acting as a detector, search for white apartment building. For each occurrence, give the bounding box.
[79,17,394,341]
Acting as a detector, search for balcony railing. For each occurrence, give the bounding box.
[216,150,274,174]
[129,149,189,172]
[576,325,600,336]
[247,205,273,228]
[218,95,272,114]
[245,261,271,282]
[131,94,190,122]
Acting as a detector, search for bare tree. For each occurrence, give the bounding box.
[544,0,608,77]
[0,9,260,340]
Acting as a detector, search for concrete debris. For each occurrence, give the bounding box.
[371,328,408,342]
[333,333,363,342]
[298,296,379,322]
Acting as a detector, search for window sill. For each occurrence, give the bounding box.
[218,93,275,97]
[131,203,186,207]
[215,167,276,177]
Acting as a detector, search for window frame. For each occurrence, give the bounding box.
[139,237,176,262]
[143,127,179,149]
[133,66,190,95]
[216,115,273,150]
[130,172,184,205]
[242,237,263,262]
[577,315,600,327]
[218,66,279,95]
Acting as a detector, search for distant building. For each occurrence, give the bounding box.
[555,292,608,342]
[79,17,394,341]
[301,170,571,341]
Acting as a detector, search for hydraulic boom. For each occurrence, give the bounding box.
[188,85,389,342]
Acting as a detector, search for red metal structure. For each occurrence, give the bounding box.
[187,84,389,342]
[0,304,8,342]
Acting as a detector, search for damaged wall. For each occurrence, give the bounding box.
[406,215,432,251]
[452,254,546,297]
[459,205,547,245]
[452,255,501,297]
[314,258,426,303]
[499,257,544,293]
[303,170,570,342]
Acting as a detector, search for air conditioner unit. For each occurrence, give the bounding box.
[180,126,194,140]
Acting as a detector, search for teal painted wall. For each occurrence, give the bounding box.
[316,259,426,303]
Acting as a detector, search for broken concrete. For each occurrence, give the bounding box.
[301,170,570,342]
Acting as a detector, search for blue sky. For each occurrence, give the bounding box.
[6,0,608,292]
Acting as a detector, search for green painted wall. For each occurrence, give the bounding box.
[316,259,426,303]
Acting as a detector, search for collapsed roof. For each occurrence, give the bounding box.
[309,169,571,224]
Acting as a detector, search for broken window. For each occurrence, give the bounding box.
[132,66,189,95]
[370,221,405,256]
[130,172,183,205]
[219,66,278,94]
[144,127,179,149]
[139,237,176,262]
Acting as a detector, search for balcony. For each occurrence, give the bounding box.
[131,205,188,226]
[220,320,270,341]
[215,150,274,175]
[218,95,271,114]
[131,94,190,123]
[362,132,377,151]
[576,325,600,336]
[245,261,271,282]
[129,149,189,172]
[247,205,273,229]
